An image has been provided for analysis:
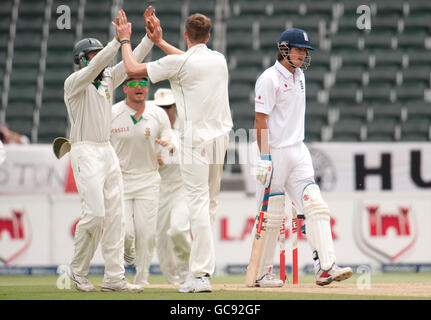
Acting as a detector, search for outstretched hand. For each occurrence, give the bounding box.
[143,6,154,33]
[143,5,163,45]
[112,9,132,42]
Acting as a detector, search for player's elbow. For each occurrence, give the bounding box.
[125,67,138,78]
[125,63,147,79]
[254,112,268,130]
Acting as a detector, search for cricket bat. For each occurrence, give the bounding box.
[245,183,271,287]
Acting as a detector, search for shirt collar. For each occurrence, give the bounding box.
[274,60,300,81]
[124,101,149,120]
[187,43,207,52]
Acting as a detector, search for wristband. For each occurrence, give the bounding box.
[120,39,131,45]
[260,154,271,161]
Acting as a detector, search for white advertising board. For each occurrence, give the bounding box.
[1,191,430,274]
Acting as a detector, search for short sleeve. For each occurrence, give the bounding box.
[147,54,184,84]
[254,74,277,115]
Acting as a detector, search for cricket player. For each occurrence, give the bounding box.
[154,88,191,285]
[110,78,176,286]
[113,8,232,292]
[64,9,154,292]
[253,28,353,287]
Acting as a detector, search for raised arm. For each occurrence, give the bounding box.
[112,10,148,78]
[111,35,153,88]
[144,6,185,55]
[65,38,120,97]
[111,7,156,87]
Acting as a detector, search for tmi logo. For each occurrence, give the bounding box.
[367,206,410,237]
[0,210,25,240]
[354,203,418,263]
[0,210,31,264]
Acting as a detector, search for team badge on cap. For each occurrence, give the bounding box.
[303,32,309,42]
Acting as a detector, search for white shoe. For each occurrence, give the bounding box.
[101,277,144,292]
[68,269,96,292]
[178,274,212,293]
[313,251,353,286]
[255,273,284,288]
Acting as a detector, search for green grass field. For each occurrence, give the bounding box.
[1,273,431,300]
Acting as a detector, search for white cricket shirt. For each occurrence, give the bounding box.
[146,44,233,147]
[110,100,174,175]
[254,60,306,148]
[64,36,153,144]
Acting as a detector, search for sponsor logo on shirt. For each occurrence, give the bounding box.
[255,95,264,105]
[145,128,151,137]
[283,83,292,93]
[112,127,130,134]
[299,79,305,92]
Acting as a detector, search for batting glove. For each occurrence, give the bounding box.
[255,154,273,188]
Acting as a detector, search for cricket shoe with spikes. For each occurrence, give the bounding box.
[255,273,284,287]
[101,277,144,292]
[313,251,353,286]
[178,274,212,293]
[68,269,96,292]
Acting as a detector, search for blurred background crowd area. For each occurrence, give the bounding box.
[0,0,430,150]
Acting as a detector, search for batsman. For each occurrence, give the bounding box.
[251,28,353,287]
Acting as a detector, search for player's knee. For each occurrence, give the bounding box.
[266,194,285,230]
[302,183,330,219]
[77,215,104,231]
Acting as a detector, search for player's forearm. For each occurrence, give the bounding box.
[156,39,185,55]
[121,42,148,78]
[133,35,154,62]
[255,115,270,155]
[112,35,153,88]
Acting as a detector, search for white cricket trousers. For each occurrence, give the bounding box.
[157,178,191,284]
[122,171,160,285]
[256,141,314,213]
[69,141,125,284]
[255,142,314,278]
[181,133,228,277]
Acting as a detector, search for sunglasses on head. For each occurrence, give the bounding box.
[126,80,149,88]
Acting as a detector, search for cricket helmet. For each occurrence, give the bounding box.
[72,38,104,66]
[278,28,313,70]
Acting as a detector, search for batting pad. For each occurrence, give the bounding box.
[302,184,336,271]
[257,194,285,279]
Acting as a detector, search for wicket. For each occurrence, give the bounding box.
[279,202,299,284]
